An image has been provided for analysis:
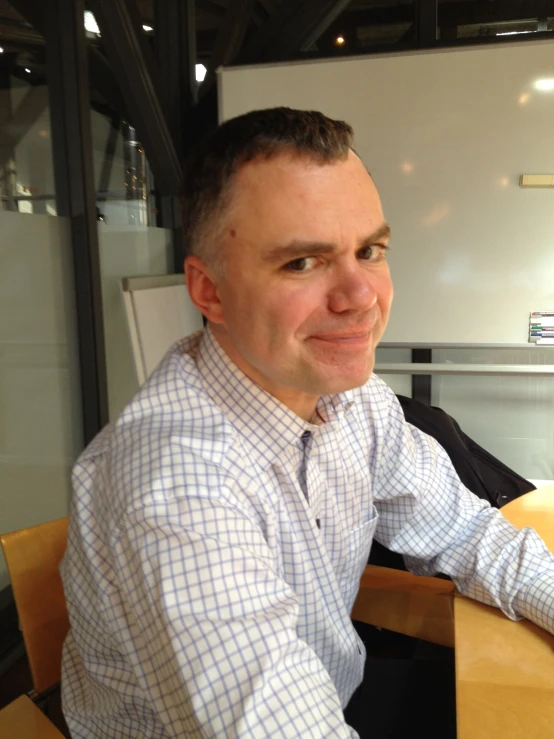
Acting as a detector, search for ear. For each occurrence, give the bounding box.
[185,255,225,325]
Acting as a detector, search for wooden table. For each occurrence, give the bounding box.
[455,484,554,739]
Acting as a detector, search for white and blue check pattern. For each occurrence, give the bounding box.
[61,327,554,738]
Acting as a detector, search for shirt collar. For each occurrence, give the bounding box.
[195,327,355,467]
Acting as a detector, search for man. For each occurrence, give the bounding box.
[61,108,554,738]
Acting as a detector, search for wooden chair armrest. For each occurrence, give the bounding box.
[0,695,65,738]
[351,565,455,648]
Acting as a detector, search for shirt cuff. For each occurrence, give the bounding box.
[513,570,554,635]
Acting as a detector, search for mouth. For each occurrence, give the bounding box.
[309,330,373,348]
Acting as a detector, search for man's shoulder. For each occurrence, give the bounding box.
[118,335,227,441]
[351,372,398,412]
[340,374,406,449]
[74,337,242,507]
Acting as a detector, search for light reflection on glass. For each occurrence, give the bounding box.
[518,92,530,105]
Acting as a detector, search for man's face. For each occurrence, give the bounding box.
[190,150,393,416]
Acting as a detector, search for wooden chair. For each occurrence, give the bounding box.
[353,565,455,647]
[0,517,70,738]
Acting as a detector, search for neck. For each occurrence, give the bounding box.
[209,324,319,422]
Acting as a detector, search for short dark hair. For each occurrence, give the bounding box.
[180,107,354,270]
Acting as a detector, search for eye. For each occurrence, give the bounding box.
[284,256,318,273]
[358,244,388,262]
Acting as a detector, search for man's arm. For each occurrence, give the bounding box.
[111,495,357,738]
[371,387,554,635]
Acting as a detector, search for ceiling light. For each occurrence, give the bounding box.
[143,25,153,31]
[335,35,345,45]
[0,47,4,54]
[533,78,554,92]
[24,68,31,73]
[84,10,100,34]
[196,63,207,82]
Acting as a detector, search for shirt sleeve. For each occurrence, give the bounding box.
[371,387,554,635]
[109,490,358,738]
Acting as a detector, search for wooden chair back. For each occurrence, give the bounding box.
[0,517,70,695]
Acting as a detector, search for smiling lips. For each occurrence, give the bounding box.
[309,330,373,347]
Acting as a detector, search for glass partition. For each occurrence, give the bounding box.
[91,110,157,228]
[87,31,175,419]
[376,345,554,486]
[0,212,83,588]
[375,346,412,396]
[0,7,83,589]
[431,347,554,485]
[0,39,55,215]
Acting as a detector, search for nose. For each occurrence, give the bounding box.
[327,264,378,314]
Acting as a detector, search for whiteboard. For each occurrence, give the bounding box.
[122,275,204,383]
[219,41,554,344]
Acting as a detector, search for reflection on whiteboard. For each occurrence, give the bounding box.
[122,274,204,384]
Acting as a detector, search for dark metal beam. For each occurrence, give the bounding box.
[241,0,354,63]
[202,0,255,90]
[411,349,432,405]
[44,0,109,442]
[154,0,197,158]
[197,28,219,58]
[154,0,197,272]
[197,0,226,17]
[323,4,416,29]
[417,0,437,48]
[87,0,182,195]
[257,0,275,15]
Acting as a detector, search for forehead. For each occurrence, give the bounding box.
[225,151,384,247]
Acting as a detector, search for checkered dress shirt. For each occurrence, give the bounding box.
[61,327,554,738]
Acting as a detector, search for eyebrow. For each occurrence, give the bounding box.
[263,222,391,264]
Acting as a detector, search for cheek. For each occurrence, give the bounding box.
[260,284,321,334]
[276,285,325,337]
[376,272,394,314]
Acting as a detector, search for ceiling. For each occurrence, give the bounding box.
[1,0,553,64]
[0,0,552,109]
